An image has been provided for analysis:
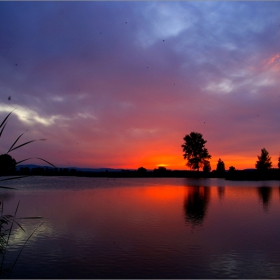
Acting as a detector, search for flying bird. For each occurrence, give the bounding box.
[8,96,11,101]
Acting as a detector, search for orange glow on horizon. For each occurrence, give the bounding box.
[156,163,169,167]
[115,154,268,171]
[82,156,259,171]
[73,142,280,171]
[135,155,258,171]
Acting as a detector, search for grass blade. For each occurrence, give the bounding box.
[12,220,25,232]
[36,158,56,168]
[17,216,43,220]
[0,201,20,272]
[0,176,29,182]
[0,110,14,130]
[15,158,32,165]
[0,123,7,139]
[9,140,35,152]
[8,222,44,275]
[8,139,46,153]
[0,186,17,190]
[16,157,56,168]
[7,131,27,153]
[6,202,20,243]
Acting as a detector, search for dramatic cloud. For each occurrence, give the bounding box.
[1,2,280,170]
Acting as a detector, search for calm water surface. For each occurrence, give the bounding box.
[1,176,280,278]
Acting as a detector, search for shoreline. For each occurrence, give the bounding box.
[4,168,280,181]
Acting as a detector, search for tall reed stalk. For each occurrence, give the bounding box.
[0,110,55,276]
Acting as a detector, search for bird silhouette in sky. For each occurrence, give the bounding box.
[8,96,11,101]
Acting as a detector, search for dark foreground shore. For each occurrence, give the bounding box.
[9,167,280,181]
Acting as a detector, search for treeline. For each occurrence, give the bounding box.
[0,163,228,178]
[17,167,78,176]
[13,166,207,178]
[225,169,280,181]
[2,161,280,180]
[9,165,280,180]
[1,128,280,180]
[181,132,280,179]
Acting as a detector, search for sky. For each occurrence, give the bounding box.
[1,1,280,170]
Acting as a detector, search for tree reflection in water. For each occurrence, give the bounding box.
[183,186,210,226]
[257,186,272,212]
[217,187,225,200]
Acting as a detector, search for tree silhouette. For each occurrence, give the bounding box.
[182,132,211,171]
[256,148,272,170]
[278,155,280,169]
[153,166,167,173]
[137,167,147,173]
[216,158,225,172]
[0,154,16,176]
[229,166,235,172]
[203,160,211,172]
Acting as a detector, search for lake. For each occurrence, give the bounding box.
[1,176,280,278]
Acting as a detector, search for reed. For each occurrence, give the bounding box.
[0,110,55,276]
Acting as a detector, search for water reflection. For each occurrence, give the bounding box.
[0,192,14,203]
[2,177,280,278]
[257,186,272,212]
[217,186,225,200]
[183,186,210,226]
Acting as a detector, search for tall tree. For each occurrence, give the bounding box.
[256,148,272,170]
[182,132,211,171]
[216,158,225,173]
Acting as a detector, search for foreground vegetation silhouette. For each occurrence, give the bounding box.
[256,148,272,170]
[6,128,280,181]
[0,111,55,277]
[182,132,211,171]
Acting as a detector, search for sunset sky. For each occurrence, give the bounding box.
[1,1,280,170]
